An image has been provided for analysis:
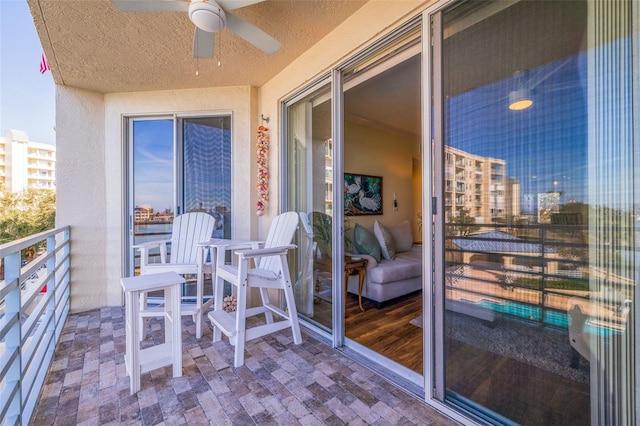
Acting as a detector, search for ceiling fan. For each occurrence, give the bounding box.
[111,0,282,58]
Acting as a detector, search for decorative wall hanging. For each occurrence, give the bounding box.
[256,121,269,216]
[344,173,383,216]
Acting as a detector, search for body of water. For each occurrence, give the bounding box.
[476,299,620,336]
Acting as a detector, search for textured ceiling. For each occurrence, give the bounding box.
[27,0,367,93]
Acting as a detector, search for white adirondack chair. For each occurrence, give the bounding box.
[296,212,316,316]
[208,211,302,367]
[567,292,631,368]
[133,212,216,339]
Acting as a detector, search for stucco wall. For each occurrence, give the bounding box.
[55,86,107,312]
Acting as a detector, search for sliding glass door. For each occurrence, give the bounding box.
[284,23,425,382]
[126,115,231,276]
[285,82,334,332]
[431,0,636,424]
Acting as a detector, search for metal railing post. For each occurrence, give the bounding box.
[3,251,23,424]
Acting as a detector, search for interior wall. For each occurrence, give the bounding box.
[412,157,423,242]
[344,120,420,233]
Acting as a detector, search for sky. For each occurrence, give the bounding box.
[446,52,588,207]
[0,0,56,145]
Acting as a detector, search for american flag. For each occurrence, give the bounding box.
[40,53,50,74]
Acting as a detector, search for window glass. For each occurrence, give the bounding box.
[438,0,635,423]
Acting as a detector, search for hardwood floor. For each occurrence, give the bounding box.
[307,290,423,374]
[335,291,590,425]
[345,291,423,373]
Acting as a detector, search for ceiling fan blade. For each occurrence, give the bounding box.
[217,0,264,12]
[193,27,215,58]
[527,58,572,90]
[226,13,281,55]
[111,0,189,12]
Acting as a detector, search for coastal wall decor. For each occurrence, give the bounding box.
[344,173,383,216]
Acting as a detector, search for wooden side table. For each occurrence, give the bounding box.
[314,256,368,311]
[345,256,368,311]
[120,271,185,394]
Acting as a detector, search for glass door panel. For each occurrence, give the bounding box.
[286,84,333,331]
[181,116,231,239]
[435,0,636,424]
[130,118,174,274]
[127,115,232,277]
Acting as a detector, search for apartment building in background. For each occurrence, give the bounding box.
[444,145,517,224]
[0,129,56,192]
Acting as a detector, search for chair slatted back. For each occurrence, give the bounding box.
[258,211,299,272]
[170,212,216,264]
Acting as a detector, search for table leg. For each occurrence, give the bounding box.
[168,284,182,378]
[357,268,365,312]
[344,271,349,312]
[126,290,140,395]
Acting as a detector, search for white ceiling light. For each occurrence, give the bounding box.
[189,0,226,33]
[508,87,533,111]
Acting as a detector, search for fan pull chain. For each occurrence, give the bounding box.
[217,8,222,67]
[195,34,199,76]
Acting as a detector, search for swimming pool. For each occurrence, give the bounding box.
[473,299,621,336]
[476,299,569,328]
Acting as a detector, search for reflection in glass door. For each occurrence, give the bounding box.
[285,83,333,332]
[180,116,231,239]
[433,0,636,424]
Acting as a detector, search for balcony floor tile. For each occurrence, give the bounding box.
[33,307,455,425]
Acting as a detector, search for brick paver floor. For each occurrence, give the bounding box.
[32,307,457,425]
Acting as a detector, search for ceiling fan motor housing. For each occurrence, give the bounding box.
[189,0,227,33]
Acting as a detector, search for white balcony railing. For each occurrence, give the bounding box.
[0,226,71,425]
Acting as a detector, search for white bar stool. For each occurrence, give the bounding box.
[120,271,185,394]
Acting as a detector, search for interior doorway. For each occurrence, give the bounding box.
[341,33,424,377]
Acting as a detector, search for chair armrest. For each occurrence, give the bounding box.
[133,239,171,266]
[132,239,170,249]
[237,245,297,259]
[210,240,264,250]
[214,240,264,265]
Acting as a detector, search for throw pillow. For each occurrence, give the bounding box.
[354,223,381,262]
[373,220,396,260]
[389,220,413,252]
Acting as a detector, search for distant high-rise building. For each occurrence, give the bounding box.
[443,145,516,224]
[0,129,56,192]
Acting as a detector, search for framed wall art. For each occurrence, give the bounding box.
[344,173,383,216]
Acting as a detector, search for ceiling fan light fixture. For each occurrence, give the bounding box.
[508,88,533,111]
[189,0,226,33]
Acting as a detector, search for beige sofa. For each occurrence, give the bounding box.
[345,220,422,308]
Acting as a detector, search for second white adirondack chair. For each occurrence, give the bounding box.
[133,211,216,339]
[296,212,316,316]
[208,211,302,367]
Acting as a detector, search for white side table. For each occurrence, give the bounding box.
[120,271,185,394]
